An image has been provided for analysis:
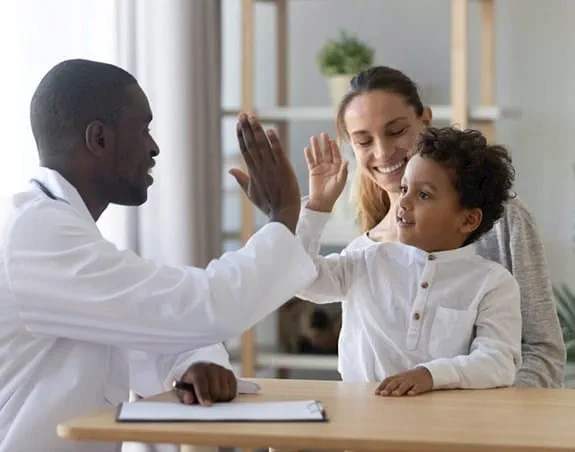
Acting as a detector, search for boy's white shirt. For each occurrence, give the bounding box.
[296,206,522,389]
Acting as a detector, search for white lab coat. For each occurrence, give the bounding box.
[0,168,317,452]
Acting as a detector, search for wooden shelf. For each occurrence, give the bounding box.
[229,346,339,371]
[222,105,519,123]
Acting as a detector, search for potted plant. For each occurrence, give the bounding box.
[555,284,575,363]
[317,30,374,105]
[555,163,575,386]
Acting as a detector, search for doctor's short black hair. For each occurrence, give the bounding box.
[415,126,515,245]
[30,59,137,161]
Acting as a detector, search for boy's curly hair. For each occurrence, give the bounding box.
[416,127,515,244]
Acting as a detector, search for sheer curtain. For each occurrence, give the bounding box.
[0,0,222,264]
[0,0,133,247]
[134,0,222,268]
[2,1,223,452]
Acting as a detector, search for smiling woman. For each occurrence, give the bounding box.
[335,67,432,235]
[335,65,565,389]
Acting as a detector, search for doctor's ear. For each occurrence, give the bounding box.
[85,121,112,156]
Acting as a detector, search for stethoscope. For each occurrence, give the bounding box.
[30,179,69,204]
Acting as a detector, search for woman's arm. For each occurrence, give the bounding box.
[476,196,566,387]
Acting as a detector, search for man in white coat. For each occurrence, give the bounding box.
[0,59,317,451]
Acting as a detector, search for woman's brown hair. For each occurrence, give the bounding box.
[335,66,425,232]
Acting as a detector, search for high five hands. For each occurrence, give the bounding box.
[304,133,349,213]
[229,114,301,234]
[229,118,349,232]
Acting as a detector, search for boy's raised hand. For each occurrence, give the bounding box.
[304,133,349,212]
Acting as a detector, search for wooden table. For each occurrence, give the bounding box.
[59,378,575,451]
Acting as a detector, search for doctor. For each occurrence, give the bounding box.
[0,59,317,452]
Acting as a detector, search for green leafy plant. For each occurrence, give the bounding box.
[554,284,575,362]
[317,30,374,76]
[554,163,575,363]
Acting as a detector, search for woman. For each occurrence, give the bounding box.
[312,65,565,387]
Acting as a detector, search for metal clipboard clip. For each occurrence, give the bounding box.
[306,400,327,420]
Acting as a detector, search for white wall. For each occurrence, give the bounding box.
[222,0,575,347]
[494,0,575,286]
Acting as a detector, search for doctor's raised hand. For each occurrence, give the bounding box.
[304,133,349,213]
[229,114,301,233]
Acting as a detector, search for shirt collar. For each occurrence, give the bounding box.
[409,242,477,262]
[364,232,477,262]
[32,167,95,223]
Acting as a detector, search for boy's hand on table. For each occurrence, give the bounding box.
[375,367,433,397]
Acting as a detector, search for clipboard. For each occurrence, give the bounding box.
[116,399,327,423]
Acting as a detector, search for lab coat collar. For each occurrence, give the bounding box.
[33,167,95,224]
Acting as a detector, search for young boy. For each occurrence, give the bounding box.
[296,126,521,396]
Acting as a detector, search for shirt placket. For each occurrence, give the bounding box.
[406,253,437,350]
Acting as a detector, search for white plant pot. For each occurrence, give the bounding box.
[326,74,353,106]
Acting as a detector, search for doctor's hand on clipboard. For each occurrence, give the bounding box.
[173,362,237,406]
[173,362,261,407]
[229,114,301,234]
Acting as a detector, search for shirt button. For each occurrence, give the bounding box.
[428,254,436,261]
[413,312,421,321]
[421,281,429,289]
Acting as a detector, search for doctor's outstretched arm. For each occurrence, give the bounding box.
[7,115,317,354]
